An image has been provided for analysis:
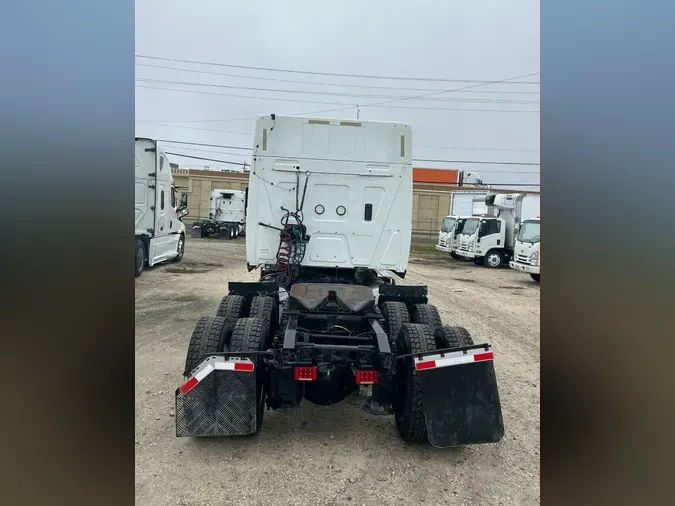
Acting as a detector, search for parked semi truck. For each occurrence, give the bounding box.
[510,216,540,282]
[453,193,540,268]
[436,191,489,259]
[135,138,189,278]
[191,188,246,240]
[174,114,504,448]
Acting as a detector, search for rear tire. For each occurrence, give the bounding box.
[484,250,504,268]
[172,234,185,263]
[183,315,230,376]
[249,296,277,336]
[530,273,540,282]
[450,252,460,260]
[410,304,442,330]
[135,239,145,278]
[380,301,410,348]
[434,325,474,349]
[215,294,248,348]
[230,318,270,433]
[394,323,436,443]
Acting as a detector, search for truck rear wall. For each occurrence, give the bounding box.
[246,115,413,273]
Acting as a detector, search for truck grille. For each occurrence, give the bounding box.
[516,254,532,264]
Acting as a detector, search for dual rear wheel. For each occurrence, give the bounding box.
[183,295,276,434]
[382,302,474,443]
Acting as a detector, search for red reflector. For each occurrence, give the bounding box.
[179,377,198,394]
[355,370,379,385]
[474,352,494,362]
[294,366,317,381]
[234,361,255,372]
[416,360,436,371]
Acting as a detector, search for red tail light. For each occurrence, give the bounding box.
[294,366,318,381]
[355,370,379,385]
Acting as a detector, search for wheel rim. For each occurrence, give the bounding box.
[177,238,184,257]
[488,253,501,267]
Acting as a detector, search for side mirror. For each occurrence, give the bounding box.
[177,208,189,218]
[181,193,188,207]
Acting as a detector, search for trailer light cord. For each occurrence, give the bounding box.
[274,169,311,288]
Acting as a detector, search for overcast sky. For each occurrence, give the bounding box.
[135,0,539,189]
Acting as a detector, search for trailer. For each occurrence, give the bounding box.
[174,114,504,448]
[135,138,189,277]
[453,193,540,268]
[191,188,246,240]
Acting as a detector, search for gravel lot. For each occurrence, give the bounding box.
[135,237,540,506]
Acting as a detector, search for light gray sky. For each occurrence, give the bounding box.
[135,0,539,189]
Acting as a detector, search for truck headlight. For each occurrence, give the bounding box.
[531,251,539,266]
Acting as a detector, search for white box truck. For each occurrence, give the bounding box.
[453,193,540,268]
[509,216,540,282]
[191,189,246,240]
[135,138,189,277]
[435,191,489,259]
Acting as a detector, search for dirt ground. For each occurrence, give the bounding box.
[135,237,540,506]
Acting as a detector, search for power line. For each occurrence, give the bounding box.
[136,63,540,94]
[139,121,252,133]
[361,72,540,110]
[166,150,539,184]
[135,78,540,104]
[413,158,539,166]
[150,127,539,152]
[136,85,540,113]
[160,144,253,158]
[135,55,540,85]
[415,144,539,152]
[153,138,540,170]
[157,140,252,150]
[165,152,248,166]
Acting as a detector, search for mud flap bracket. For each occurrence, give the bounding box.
[175,355,258,437]
[414,345,505,448]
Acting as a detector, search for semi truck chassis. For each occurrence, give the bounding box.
[175,272,504,448]
[190,220,245,240]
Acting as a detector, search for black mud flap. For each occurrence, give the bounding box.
[415,345,505,448]
[175,356,258,437]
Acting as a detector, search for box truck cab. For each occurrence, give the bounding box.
[435,191,489,257]
[453,193,540,268]
[436,215,458,253]
[510,218,540,282]
[135,138,189,277]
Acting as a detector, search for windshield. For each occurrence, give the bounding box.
[461,218,480,235]
[517,220,540,243]
[441,217,456,233]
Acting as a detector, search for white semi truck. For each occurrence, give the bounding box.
[453,193,540,268]
[135,138,189,277]
[435,191,489,259]
[174,114,505,448]
[509,217,540,282]
[191,189,246,240]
